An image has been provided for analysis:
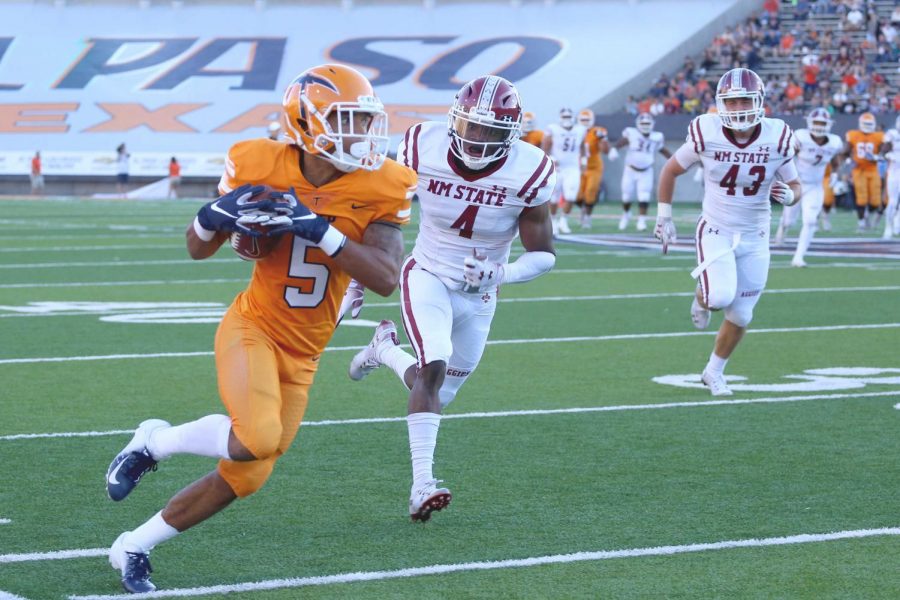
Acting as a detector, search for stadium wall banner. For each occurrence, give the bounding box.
[0,1,738,176]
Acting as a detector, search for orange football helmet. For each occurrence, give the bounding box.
[281,64,389,172]
[578,109,595,128]
[858,112,876,134]
[522,111,536,133]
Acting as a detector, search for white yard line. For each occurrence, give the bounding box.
[2,322,899,366]
[0,548,107,563]
[61,527,900,599]
[0,591,29,600]
[0,518,11,524]
[0,244,178,254]
[3,389,897,442]
[0,258,237,270]
[0,278,247,290]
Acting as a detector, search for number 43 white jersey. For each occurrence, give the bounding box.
[674,113,799,233]
[397,121,556,289]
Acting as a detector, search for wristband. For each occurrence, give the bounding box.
[657,203,673,218]
[318,225,348,257]
[193,217,217,242]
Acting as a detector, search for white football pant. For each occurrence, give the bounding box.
[621,166,653,202]
[794,184,825,262]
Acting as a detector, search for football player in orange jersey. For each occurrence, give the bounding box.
[844,112,885,230]
[520,111,544,147]
[575,109,610,228]
[103,64,416,593]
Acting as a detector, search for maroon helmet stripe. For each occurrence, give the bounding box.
[411,124,422,172]
[777,124,788,155]
[689,119,699,154]
[517,154,549,197]
[525,161,555,204]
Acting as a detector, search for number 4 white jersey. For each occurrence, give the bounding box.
[622,127,665,170]
[397,121,556,289]
[674,113,799,233]
[545,123,586,169]
[793,128,842,184]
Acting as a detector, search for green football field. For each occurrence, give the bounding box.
[1,198,899,599]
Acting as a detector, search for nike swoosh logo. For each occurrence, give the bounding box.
[210,201,237,219]
[107,456,127,485]
[351,203,368,209]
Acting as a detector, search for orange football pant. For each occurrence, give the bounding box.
[214,306,318,498]
[578,168,603,206]
[852,169,882,209]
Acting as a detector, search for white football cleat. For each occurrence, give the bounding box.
[409,479,451,522]
[701,369,733,396]
[557,215,571,234]
[820,212,832,231]
[618,212,630,231]
[791,257,807,267]
[636,216,647,232]
[348,320,399,381]
[551,218,560,237]
[690,295,711,330]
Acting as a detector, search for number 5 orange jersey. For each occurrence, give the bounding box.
[219,138,416,356]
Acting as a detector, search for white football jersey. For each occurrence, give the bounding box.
[545,123,586,168]
[674,113,799,233]
[885,128,900,170]
[793,128,842,184]
[397,121,556,290]
[622,127,665,169]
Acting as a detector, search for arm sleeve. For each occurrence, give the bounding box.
[673,141,701,170]
[502,251,556,284]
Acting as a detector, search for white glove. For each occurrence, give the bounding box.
[336,279,365,324]
[462,249,503,293]
[828,172,838,189]
[692,166,704,183]
[607,147,619,161]
[770,180,795,206]
[654,216,677,254]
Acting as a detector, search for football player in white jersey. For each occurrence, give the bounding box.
[654,67,802,396]
[542,107,586,234]
[880,115,900,238]
[612,113,671,231]
[348,75,556,521]
[775,107,842,265]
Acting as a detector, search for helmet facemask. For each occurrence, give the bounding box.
[559,109,574,129]
[448,106,521,170]
[859,114,876,134]
[636,114,654,134]
[716,93,764,131]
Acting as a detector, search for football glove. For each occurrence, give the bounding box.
[654,215,677,255]
[606,147,619,161]
[267,188,347,256]
[770,180,795,206]
[462,249,503,293]
[196,184,276,235]
[337,279,365,325]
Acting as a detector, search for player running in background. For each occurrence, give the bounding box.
[103,64,415,593]
[844,112,884,231]
[880,115,900,239]
[613,113,671,232]
[520,111,544,148]
[575,109,610,229]
[655,68,801,396]
[543,107,586,234]
[348,75,556,522]
[775,107,842,266]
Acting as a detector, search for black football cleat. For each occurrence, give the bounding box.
[110,533,157,594]
[106,419,169,501]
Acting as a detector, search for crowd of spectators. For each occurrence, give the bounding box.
[626,0,900,117]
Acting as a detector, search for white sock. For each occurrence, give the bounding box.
[149,414,232,461]
[407,412,440,488]
[379,344,417,390]
[706,352,728,375]
[125,511,179,553]
[795,222,816,261]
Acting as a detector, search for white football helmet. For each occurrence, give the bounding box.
[636,112,654,134]
[806,107,833,137]
[559,107,574,129]
[716,68,765,131]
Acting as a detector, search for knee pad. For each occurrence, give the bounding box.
[438,366,471,409]
[218,456,276,498]
[235,416,282,461]
[723,293,760,327]
[705,287,736,311]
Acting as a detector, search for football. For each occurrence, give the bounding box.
[230,186,290,261]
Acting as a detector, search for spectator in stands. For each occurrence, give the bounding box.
[833,45,853,77]
[892,5,900,26]
[168,157,181,200]
[795,0,811,20]
[780,29,797,57]
[846,5,865,31]
[116,143,130,197]
[30,151,43,195]
[802,52,821,99]
[763,0,778,18]
[785,75,805,110]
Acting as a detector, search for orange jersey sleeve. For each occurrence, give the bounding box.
[522,130,544,148]
[218,139,416,356]
[846,130,884,171]
[584,127,608,171]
